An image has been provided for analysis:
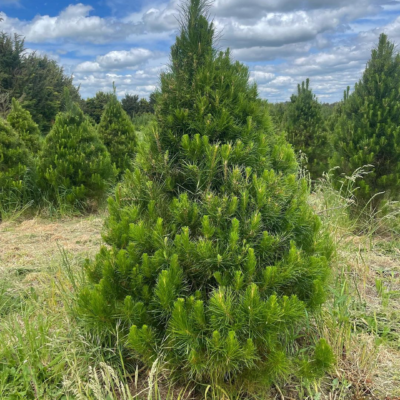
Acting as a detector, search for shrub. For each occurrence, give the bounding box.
[7,98,41,153]
[98,92,137,175]
[78,0,333,391]
[284,79,330,179]
[331,33,400,207]
[0,118,33,218]
[38,98,116,208]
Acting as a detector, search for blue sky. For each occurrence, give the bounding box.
[1,0,400,102]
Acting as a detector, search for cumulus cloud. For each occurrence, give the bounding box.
[75,48,161,72]
[214,0,392,18]
[73,66,165,98]
[1,0,400,102]
[0,4,132,43]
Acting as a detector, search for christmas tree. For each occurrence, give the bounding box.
[7,98,41,153]
[0,118,33,217]
[331,33,400,206]
[98,90,137,175]
[284,79,330,179]
[78,0,333,391]
[39,94,116,207]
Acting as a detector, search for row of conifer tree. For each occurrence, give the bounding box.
[270,33,400,207]
[0,88,138,217]
[2,35,399,217]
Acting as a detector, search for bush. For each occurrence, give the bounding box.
[7,98,41,153]
[38,98,116,208]
[0,118,33,218]
[98,93,137,175]
[331,33,400,207]
[78,0,333,392]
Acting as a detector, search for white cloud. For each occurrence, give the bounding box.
[75,48,161,72]
[2,0,400,103]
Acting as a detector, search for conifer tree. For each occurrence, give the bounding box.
[7,98,41,153]
[78,0,333,391]
[98,91,137,175]
[0,118,33,217]
[39,94,116,206]
[284,79,330,179]
[331,33,400,205]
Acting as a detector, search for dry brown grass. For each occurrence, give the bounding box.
[0,215,104,270]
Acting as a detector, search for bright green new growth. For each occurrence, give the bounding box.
[0,118,33,216]
[38,98,116,206]
[7,98,41,153]
[331,33,400,206]
[98,92,137,175]
[284,79,330,179]
[78,0,333,390]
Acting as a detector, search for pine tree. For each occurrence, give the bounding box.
[82,91,114,124]
[98,91,137,175]
[331,33,400,206]
[121,93,139,117]
[0,118,33,217]
[284,79,330,179]
[7,98,41,153]
[38,95,116,207]
[78,0,333,391]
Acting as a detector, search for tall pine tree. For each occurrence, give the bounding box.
[39,94,116,207]
[331,33,400,206]
[284,79,330,179]
[7,98,41,153]
[98,91,137,175]
[78,0,333,391]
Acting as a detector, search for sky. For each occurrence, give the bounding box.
[1,0,400,103]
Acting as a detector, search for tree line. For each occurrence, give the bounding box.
[0,32,155,131]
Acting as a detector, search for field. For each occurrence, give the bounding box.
[1,186,399,399]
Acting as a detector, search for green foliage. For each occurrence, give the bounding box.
[38,98,116,207]
[77,0,333,392]
[284,79,330,179]
[82,91,114,124]
[121,93,157,118]
[7,98,41,153]
[0,118,33,218]
[98,93,138,175]
[0,32,80,133]
[268,101,288,128]
[331,33,400,206]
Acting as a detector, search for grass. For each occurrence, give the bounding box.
[0,174,399,399]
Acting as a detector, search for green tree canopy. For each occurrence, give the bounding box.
[82,91,114,124]
[38,97,116,207]
[7,98,41,153]
[331,33,400,206]
[78,0,333,392]
[0,118,33,217]
[98,92,138,175]
[284,79,330,179]
[0,32,80,133]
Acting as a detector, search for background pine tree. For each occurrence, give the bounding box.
[98,92,137,175]
[78,0,333,391]
[284,79,330,179]
[38,95,116,207]
[0,32,80,133]
[0,118,33,217]
[330,33,400,206]
[7,98,41,153]
[81,91,114,124]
